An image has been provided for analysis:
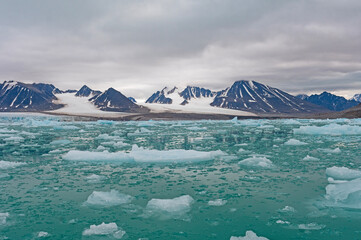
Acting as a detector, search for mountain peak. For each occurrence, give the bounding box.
[90,87,144,112]
[75,85,101,97]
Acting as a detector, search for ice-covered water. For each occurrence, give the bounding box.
[0,116,361,239]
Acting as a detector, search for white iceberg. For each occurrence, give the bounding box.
[326,166,361,181]
[239,157,274,169]
[84,190,133,207]
[144,195,194,220]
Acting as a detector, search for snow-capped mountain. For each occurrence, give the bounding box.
[146,86,216,105]
[300,91,359,111]
[145,87,178,104]
[0,81,63,111]
[128,97,137,103]
[351,93,361,102]
[210,80,327,113]
[90,88,145,112]
[145,81,327,114]
[296,94,308,100]
[75,85,101,97]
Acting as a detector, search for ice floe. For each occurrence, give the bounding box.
[239,157,274,169]
[294,123,361,135]
[323,167,361,209]
[63,145,225,164]
[84,190,133,207]
[326,166,361,181]
[230,230,269,240]
[0,160,26,169]
[144,195,194,220]
[82,222,125,239]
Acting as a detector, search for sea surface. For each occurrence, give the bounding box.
[1,115,361,239]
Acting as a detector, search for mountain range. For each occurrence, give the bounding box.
[146,80,327,114]
[0,80,360,116]
[297,92,359,111]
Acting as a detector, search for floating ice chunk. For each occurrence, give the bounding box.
[62,150,133,163]
[294,123,361,135]
[0,212,9,225]
[302,155,319,161]
[284,139,307,146]
[208,199,227,206]
[85,174,106,183]
[0,160,26,169]
[37,231,49,238]
[276,220,290,224]
[279,206,296,213]
[84,190,133,207]
[230,230,269,240]
[82,222,125,239]
[239,157,274,169]
[144,195,194,220]
[298,223,325,230]
[326,166,361,181]
[129,145,225,163]
[325,178,361,209]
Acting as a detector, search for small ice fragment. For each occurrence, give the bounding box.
[208,199,227,206]
[0,213,9,225]
[37,232,49,238]
[276,220,290,224]
[279,206,296,213]
[284,139,307,146]
[85,174,106,183]
[82,222,125,239]
[302,155,319,161]
[298,223,325,230]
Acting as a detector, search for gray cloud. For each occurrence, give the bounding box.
[0,0,360,99]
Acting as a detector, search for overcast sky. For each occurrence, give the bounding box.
[1,0,361,99]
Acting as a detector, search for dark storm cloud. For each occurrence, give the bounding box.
[0,0,361,99]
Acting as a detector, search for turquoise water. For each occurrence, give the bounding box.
[1,116,361,239]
